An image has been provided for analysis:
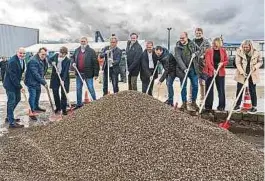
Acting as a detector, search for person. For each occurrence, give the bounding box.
[119,49,127,83]
[49,46,71,115]
[0,56,8,82]
[204,37,228,111]
[25,47,48,117]
[100,35,122,95]
[174,32,201,111]
[139,41,158,96]
[72,37,99,109]
[126,33,143,90]
[234,40,263,114]
[189,28,210,105]
[156,46,185,106]
[3,48,26,128]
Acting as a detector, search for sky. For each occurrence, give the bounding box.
[0,0,264,46]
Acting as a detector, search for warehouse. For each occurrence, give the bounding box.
[0,24,39,57]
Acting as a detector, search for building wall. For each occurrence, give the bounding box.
[0,24,39,57]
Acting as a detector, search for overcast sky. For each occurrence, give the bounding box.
[0,0,264,46]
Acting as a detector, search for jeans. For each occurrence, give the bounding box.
[128,75,138,91]
[28,86,41,112]
[76,76,96,106]
[142,78,154,96]
[205,75,226,109]
[180,68,198,102]
[6,90,21,125]
[235,76,257,107]
[166,75,176,104]
[52,88,67,111]
[103,68,119,95]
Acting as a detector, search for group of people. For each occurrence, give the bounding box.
[2,28,263,129]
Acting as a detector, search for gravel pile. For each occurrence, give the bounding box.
[0,91,263,181]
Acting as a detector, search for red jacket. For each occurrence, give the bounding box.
[204,48,228,77]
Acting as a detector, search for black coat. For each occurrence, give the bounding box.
[0,60,8,72]
[49,53,71,91]
[126,40,143,76]
[100,46,122,74]
[140,49,158,82]
[72,45,99,78]
[3,55,25,92]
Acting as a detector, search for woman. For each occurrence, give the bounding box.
[234,40,263,114]
[49,46,71,115]
[204,37,228,111]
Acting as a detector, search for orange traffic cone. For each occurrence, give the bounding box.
[84,91,90,104]
[242,87,252,111]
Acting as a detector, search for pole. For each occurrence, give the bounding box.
[167,28,172,51]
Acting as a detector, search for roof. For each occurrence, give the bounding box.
[0,23,39,31]
[24,40,146,53]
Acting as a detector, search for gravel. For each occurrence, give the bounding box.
[0,91,263,180]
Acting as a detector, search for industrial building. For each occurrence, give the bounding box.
[0,24,39,57]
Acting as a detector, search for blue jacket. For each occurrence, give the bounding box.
[24,54,47,88]
[49,53,71,91]
[3,55,25,92]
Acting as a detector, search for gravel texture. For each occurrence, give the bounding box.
[0,91,263,181]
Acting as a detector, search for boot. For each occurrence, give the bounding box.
[179,102,187,111]
[191,101,200,111]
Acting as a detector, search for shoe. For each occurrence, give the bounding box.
[191,101,199,111]
[9,123,24,129]
[179,102,187,111]
[73,105,83,110]
[164,100,174,107]
[233,105,241,112]
[35,107,46,112]
[5,118,20,123]
[248,107,257,114]
[217,107,225,111]
[29,115,38,121]
[62,110,67,115]
[55,109,61,114]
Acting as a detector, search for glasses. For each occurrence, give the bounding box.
[19,52,26,54]
[180,37,185,40]
[110,42,116,44]
[80,41,86,43]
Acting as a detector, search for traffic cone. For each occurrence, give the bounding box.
[84,91,90,104]
[242,87,252,111]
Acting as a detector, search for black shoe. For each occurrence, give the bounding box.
[29,115,38,121]
[179,102,187,111]
[217,107,225,111]
[191,101,200,111]
[164,100,173,107]
[233,105,241,112]
[62,110,67,115]
[9,123,24,129]
[5,118,20,123]
[35,107,46,112]
[55,109,61,114]
[73,105,83,110]
[248,107,257,114]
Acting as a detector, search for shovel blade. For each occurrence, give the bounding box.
[219,121,231,130]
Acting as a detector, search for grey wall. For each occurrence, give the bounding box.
[0,24,39,57]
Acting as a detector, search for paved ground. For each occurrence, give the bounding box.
[0,69,264,151]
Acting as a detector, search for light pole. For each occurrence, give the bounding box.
[167,28,172,51]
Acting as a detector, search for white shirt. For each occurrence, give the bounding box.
[148,52,154,69]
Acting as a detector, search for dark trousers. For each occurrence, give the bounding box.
[103,68,119,95]
[205,75,225,109]
[235,76,257,107]
[128,75,138,91]
[142,78,154,96]
[119,66,127,83]
[1,71,5,82]
[28,86,41,112]
[52,88,67,111]
[6,90,21,125]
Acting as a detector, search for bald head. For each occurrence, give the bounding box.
[17,47,26,60]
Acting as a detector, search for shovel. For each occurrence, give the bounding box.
[199,63,222,114]
[219,70,254,129]
[146,61,160,94]
[53,64,74,115]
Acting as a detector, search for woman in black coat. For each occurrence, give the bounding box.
[49,47,71,115]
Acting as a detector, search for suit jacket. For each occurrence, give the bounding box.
[100,46,122,74]
[126,40,143,76]
[140,49,158,82]
[3,55,25,92]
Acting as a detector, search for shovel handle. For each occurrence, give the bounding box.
[45,85,55,112]
[146,61,160,94]
[180,56,195,93]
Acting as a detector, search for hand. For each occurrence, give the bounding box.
[108,58,113,64]
[61,80,64,85]
[72,63,76,67]
[157,81,162,85]
[21,88,25,93]
[191,53,196,59]
[240,72,248,78]
[218,62,224,67]
[184,69,188,74]
[52,62,56,66]
[44,84,49,88]
[94,76,98,80]
[200,55,204,59]
[252,67,256,71]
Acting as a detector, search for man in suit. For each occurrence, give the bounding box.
[25,47,48,117]
[100,35,122,95]
[3,48,26,128]
[49,46,71,115]
[126,33,143,90]
[72,37,99,109]
[139,41,158,96]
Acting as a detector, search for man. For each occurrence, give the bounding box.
[72,37,99,109]
[189,28,210,105]
[126,33,143,90]
[49,46,71,115]
[100,35,122,95]
[0,56,8,81]
[156,46,184,106]
[175,32,201,111]
[119,49,127,83]
[140,41,158,96]
[25,47,48,117]
[3,48,26,128]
